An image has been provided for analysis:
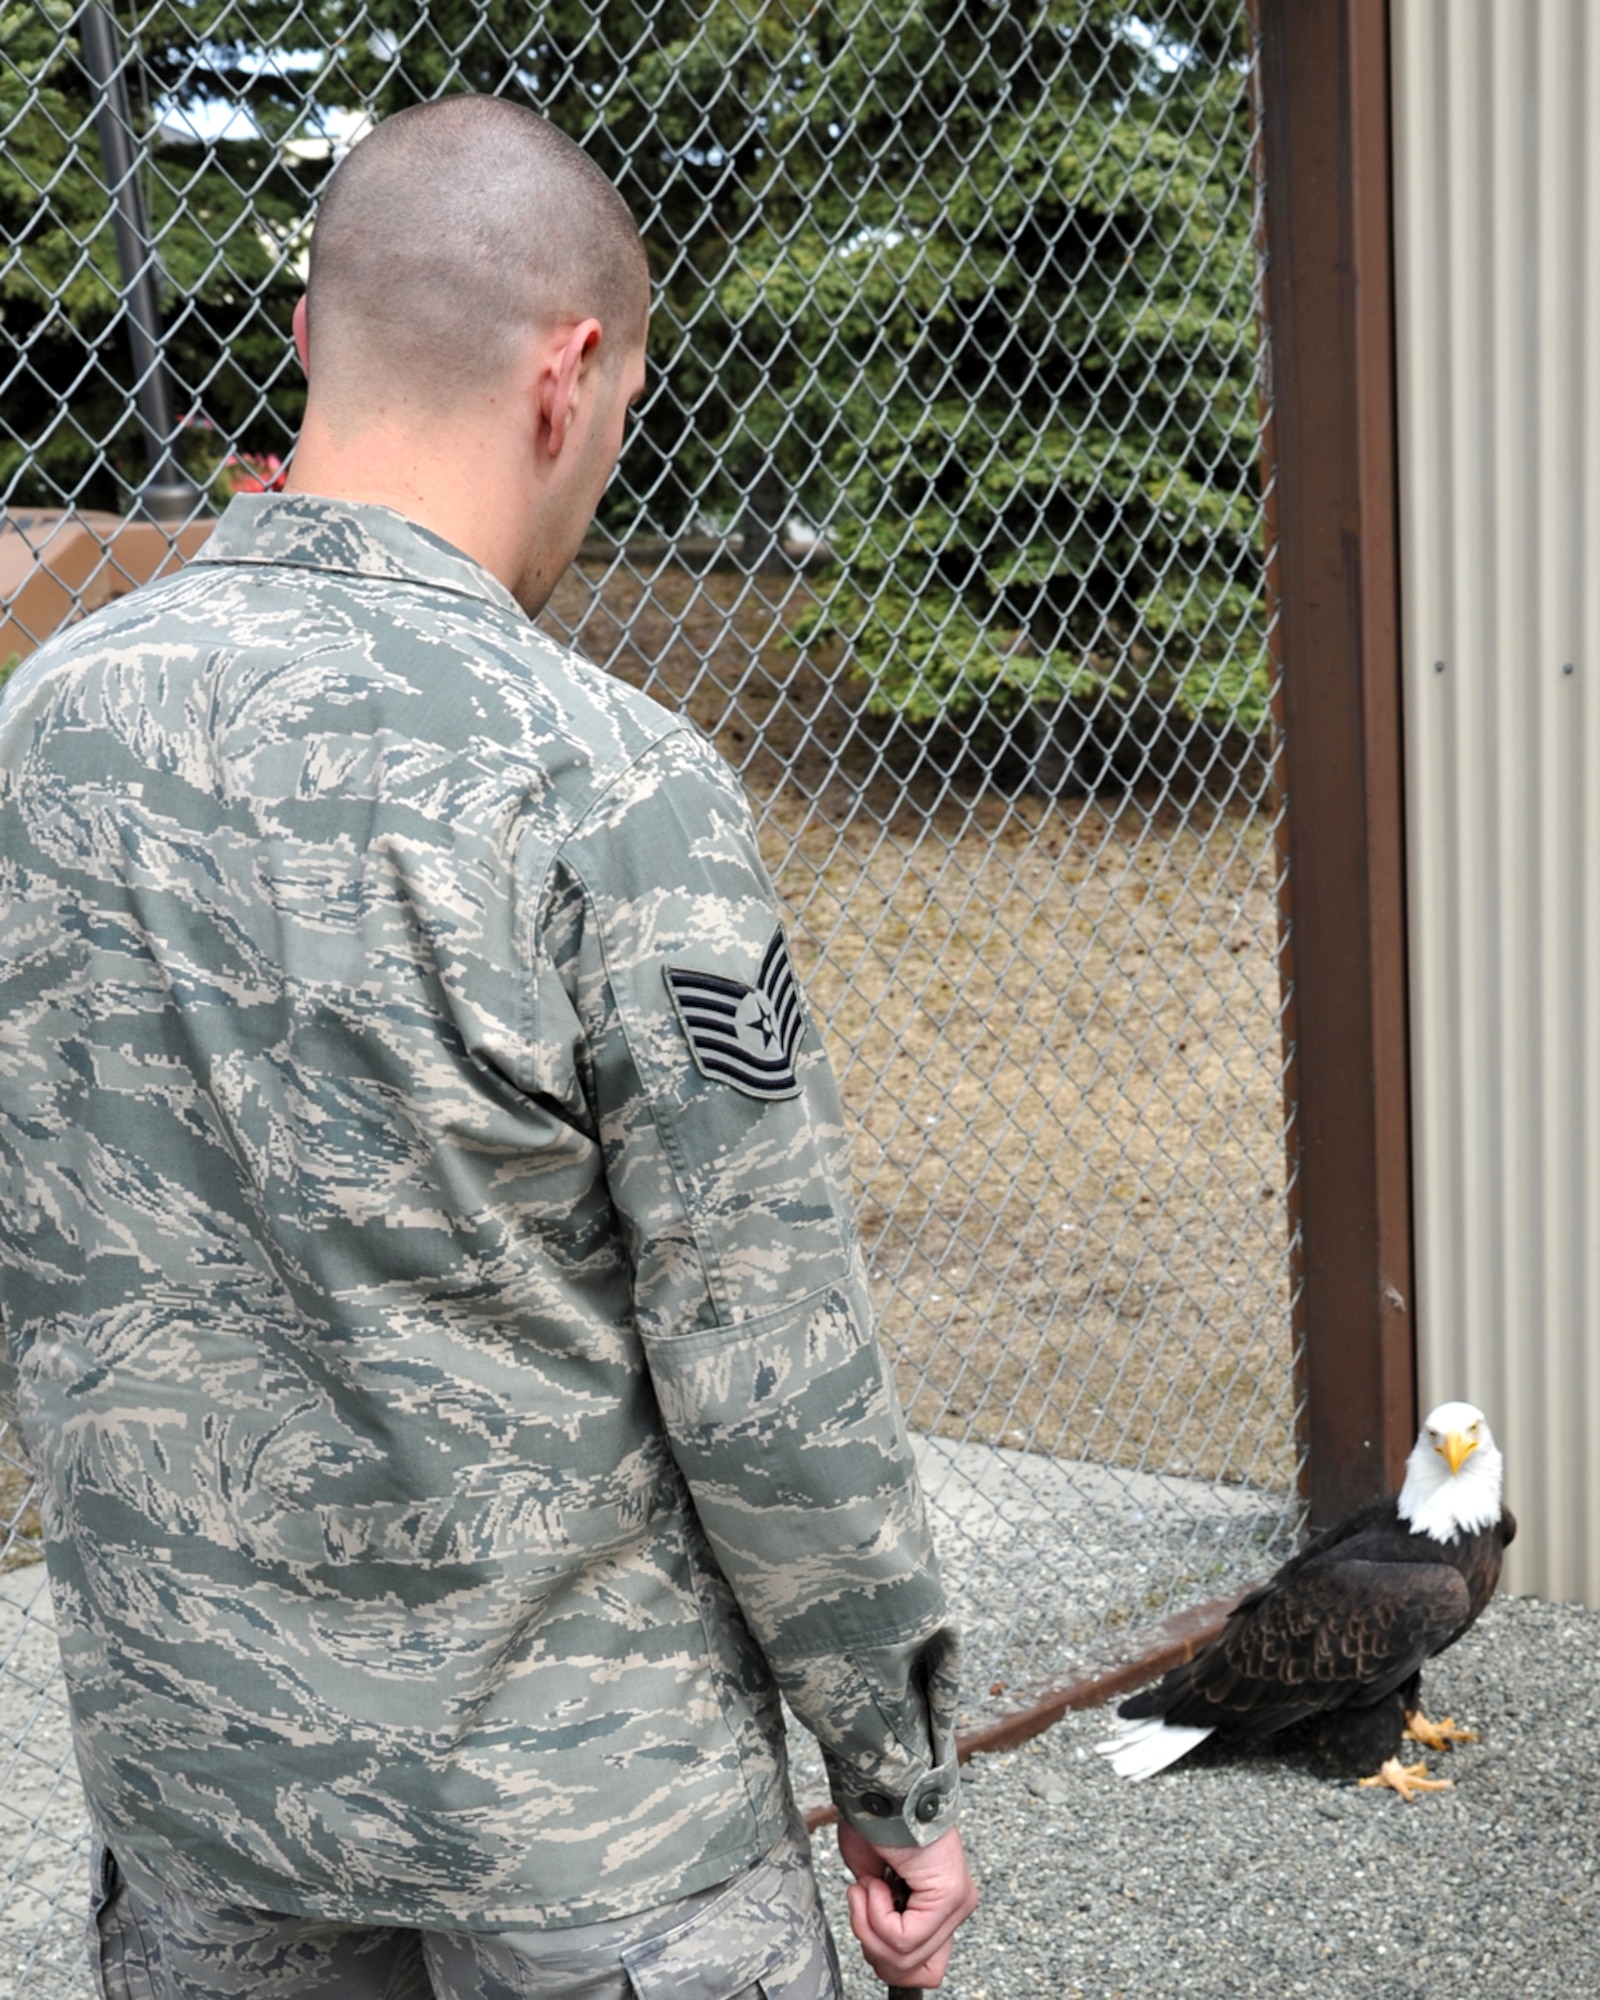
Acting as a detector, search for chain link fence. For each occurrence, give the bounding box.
[2,1,1298,1986]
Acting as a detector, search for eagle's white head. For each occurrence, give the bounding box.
[1397,1400,1504,1542]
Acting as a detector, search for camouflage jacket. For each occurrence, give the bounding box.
[0,495,960,1929]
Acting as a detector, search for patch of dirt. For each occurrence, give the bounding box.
[543,560,1299,1491]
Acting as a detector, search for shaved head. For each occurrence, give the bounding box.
[304,97,649,419]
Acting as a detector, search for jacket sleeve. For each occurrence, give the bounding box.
[529,728,962,1850]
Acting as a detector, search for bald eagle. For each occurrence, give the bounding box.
[1096,1402,1513,1799]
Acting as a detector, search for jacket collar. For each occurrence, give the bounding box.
[193,492,528,623]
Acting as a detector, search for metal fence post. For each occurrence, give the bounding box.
[77,1,201,523]
[1256,0,1416,1525]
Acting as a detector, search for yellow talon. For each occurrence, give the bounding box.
[1357,1756,1454,1802]
[1403,1710,1478,1753]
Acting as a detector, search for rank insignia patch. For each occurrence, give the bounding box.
[664,927,807,1100]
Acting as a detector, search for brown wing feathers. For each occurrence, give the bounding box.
[1121,1522,1474,1738]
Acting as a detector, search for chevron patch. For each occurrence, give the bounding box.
[664,928,806,1100]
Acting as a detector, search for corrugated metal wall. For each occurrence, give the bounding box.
[1393,0,1600,1602]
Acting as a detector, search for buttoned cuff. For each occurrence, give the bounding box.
[826,1748,962,1849]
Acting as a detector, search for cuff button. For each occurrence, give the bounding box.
[860,1792,895,1818]
[914,1794,943,1824]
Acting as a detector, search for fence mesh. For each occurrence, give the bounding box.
[1,1,1299,1986]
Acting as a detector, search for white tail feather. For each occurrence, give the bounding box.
[1092,1716,1214,1781]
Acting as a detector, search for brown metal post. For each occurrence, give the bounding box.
[1256,0,1415,1525]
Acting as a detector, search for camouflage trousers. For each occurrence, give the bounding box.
[88,1820,843,2000]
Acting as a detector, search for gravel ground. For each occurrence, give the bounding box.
[814,1591,1598,2000]
[7,1590,1596,1997]
[13,1437,1594,1999]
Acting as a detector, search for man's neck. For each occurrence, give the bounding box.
[285,417,531,599]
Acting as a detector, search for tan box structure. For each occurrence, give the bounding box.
[1,509,214,668]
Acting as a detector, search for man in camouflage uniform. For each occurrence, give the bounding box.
[0,97,977,1998]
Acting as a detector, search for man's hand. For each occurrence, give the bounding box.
[836,1821,978,1990]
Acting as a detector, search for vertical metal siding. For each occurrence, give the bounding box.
[1393,0,1600,1601]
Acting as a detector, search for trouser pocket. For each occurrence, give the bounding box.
[86,1829,157,2000]
[619,1826,841,2000]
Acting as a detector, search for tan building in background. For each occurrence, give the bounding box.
[1394,0,1600,1602]
[1,512,209,668]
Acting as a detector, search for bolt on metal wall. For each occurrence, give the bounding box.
[1,2,1299,1986]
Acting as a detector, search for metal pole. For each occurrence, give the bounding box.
[884,1868,916,2000]
[78,1,203,522]
[737,458,791,574]
[1255,0,1416,1526]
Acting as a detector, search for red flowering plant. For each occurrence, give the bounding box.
[172,416,288,506]
[222,451,286,493]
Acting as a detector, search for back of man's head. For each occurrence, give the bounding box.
[303,97,648,425]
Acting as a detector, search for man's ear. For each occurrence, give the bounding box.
[538,319,603,459]
[292,295,311,378]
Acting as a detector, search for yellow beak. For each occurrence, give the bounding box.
[1442,1430,1477,1476]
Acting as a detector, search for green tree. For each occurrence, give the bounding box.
[1,0,320,508]
[3,0,1266,754]
[710,0,1268,752]
[1,0,802,534]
